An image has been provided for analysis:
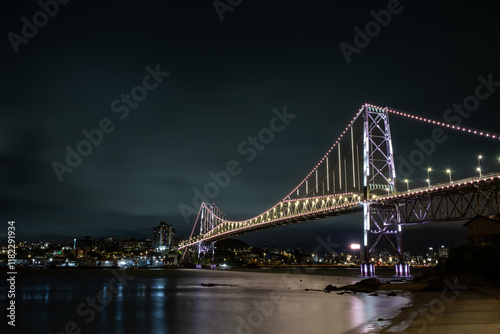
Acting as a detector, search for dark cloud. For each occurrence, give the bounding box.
[1,1,500,254]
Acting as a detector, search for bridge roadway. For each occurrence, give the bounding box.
[178,172,500,250]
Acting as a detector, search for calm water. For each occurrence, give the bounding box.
[2,269,410,334]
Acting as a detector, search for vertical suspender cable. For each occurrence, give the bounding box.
[326,157,330,192]
[338,143,342,191]
[351,127,356,188]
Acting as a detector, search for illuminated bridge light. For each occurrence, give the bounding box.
[184,106,500,259]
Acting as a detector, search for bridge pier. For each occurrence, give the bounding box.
[197,240,215,262]
[395,263,410,277]
[363,203,412,277]
[360,263,376,276]
[179,240,215,265]
[361,105,406,277]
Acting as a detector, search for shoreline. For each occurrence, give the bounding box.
[2,266,422,278]
[377,284,500,333]
[10,267,500,332]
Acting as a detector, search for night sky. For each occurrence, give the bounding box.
[2,1,500,254]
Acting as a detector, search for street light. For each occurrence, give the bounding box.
[387,177,392,196]
[427,168,432,187]
[446,169,452,184]
[404,179,409,192]
[478,155,483,177]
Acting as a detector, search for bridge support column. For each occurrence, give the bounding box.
[364,203,405,269]
[396,223,404,263]
[363,202,371,262]
[361,105,404,273]
[194,202,220,262]
[395,263,410,276]
[197,240,215,263]
[360,263,376,276]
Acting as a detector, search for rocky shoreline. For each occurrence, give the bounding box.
[305,276,429,295]
[302,273,500,333]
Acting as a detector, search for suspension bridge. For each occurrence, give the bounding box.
[178,104,500,274]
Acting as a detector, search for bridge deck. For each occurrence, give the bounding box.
[178,173,500,250]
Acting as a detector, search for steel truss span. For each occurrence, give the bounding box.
[179,103,500,262]
[378,175,500,224]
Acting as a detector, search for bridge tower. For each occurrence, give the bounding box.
[361,105,404,274]
[195,202,227,262]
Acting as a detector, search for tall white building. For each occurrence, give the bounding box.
[153,221,174,252]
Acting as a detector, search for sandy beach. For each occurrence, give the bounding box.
[378,283,500,333]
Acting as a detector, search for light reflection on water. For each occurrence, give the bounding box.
[0,270,410,334]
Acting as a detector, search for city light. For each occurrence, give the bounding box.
[387,107,499,139]
[446,169,452,184]
[477,167,482,178]
[350,243,361,250]
[404,179,409,191]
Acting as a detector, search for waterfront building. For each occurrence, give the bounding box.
[153,221,175,252]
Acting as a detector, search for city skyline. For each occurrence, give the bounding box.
[2,2,500,254]
[1,216,474,256]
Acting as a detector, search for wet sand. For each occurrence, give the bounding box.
[379,286,500,333]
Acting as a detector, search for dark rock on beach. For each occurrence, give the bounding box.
[200,283,238,287]
[339,278,381,293]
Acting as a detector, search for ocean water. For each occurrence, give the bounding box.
[2,268,410,334]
